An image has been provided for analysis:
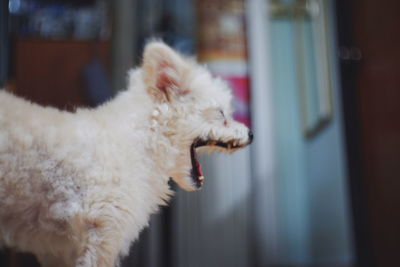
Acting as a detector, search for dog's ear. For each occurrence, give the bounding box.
[142,41,188,102]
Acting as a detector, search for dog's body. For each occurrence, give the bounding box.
[0,42,252,267]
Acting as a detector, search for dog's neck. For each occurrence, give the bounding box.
[88,69,179,193]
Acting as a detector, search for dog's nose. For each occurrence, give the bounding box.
[248,130,254,144]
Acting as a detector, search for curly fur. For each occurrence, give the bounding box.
[0,41,251,267]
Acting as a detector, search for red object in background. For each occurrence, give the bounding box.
[222,75,251,127]
[196,0,251,128]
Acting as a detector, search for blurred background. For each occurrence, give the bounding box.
[0,0,399,266]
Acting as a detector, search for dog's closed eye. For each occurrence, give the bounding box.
[219,110,225,119]
[219,110,228,126]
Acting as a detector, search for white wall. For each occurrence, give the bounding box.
[172,150,252,267]
[267,0,355,266]
[246,0,280,265]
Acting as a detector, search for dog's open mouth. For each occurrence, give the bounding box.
[189,138,247,188]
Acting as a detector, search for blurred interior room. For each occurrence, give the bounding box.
[0,0,399,266]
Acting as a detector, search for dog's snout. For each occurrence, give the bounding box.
[248,130,253,144]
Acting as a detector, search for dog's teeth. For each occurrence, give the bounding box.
[198,176,205,182]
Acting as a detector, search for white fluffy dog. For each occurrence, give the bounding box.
[0,41,252,267]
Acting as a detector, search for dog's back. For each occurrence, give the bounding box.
[0,88,168,265]
[0,91,85,261]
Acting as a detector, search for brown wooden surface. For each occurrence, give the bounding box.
[351,1,400,266]
[13,39,110,110]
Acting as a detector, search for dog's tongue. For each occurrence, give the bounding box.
[190,142,204,185]
[195,159,203,177]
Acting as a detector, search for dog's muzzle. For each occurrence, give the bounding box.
[189,130,253,189]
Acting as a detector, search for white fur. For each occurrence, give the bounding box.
[0,42,251,267]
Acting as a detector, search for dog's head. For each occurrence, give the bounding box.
[141,41,253,191]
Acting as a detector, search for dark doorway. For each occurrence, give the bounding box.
[336,0,400,266]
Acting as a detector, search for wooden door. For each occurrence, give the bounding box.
[337,1,400,266]
[11,39,110,110]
